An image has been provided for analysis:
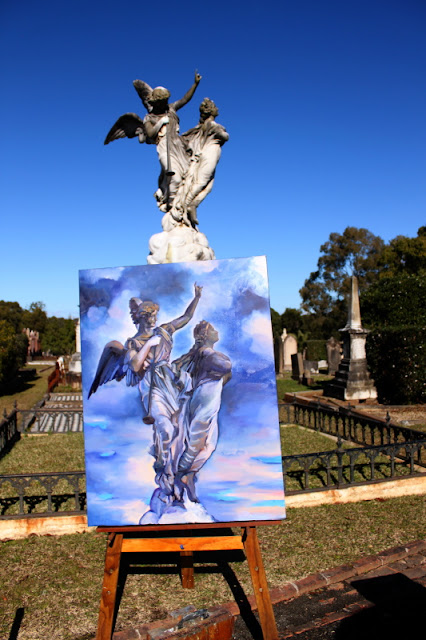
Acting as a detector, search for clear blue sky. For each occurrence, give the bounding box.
[1,0,425,319]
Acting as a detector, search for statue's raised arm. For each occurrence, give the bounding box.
[172,71,202,111]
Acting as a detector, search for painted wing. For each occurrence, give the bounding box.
[104,113,146,145]
[88,340,126,398]
[133,79,153,112]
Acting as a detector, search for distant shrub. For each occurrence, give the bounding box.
[367,326,425,404]
[362,273,426,328]
[305,340,327,361]
[362,273,425,404]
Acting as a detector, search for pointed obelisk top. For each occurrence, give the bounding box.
[345,276,362,330]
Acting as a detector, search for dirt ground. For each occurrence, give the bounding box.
[323,398,426,430]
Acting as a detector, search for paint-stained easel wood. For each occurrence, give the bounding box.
[95,521,280,640]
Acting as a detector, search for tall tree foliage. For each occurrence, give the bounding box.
[300,227,385,315]
[42,317,76,355]
[378,226,426,278]
[0,320,27,390]
[0,300,77,388]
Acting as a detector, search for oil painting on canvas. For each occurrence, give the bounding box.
[80,256,285,526]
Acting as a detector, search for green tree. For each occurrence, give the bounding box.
[300,227,385,315]
[378,226,426,277]
[270,308,283,341]
[42,317,76,355]
[281,308,305,335]
[0,301,25,333]
[0,320,27,390]
[22,301,47,335]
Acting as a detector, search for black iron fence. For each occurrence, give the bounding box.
[0,407,20,460]
[279,398,425,458]
[0,396,425,519]
[0,471,86,518]
[282,437,425,494]
[280,398,426,494]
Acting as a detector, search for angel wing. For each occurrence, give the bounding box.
[133,79,153,112]
[88,340,127,398]
[104,113,146,145]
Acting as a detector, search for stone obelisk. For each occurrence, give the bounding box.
[325,276,377,401]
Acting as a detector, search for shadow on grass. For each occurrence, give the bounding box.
[0,368,39,397]
[110,547,262,640]
[0,492,86,516]
[8,607,24,640]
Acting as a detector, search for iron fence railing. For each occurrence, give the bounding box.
[0,407,20,460]
[0,471,86,518]
[282,437,425,494]
[279,398,426,466]
[0,397,425,519]
[279,397,426,494]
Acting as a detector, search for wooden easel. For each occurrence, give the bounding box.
[96,521,280,640]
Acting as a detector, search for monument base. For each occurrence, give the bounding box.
[325,358,377,401]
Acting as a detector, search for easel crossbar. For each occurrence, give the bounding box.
[121,535,244,553]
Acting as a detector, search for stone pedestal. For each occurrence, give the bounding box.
[147,218,215,264]
[325,277,377,402]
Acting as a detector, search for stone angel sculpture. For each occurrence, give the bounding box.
[104,73,202,217]
[178,98,229,227]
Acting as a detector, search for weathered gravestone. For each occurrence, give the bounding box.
[326,336,341,375]
[282,329,298,372]
[291,352,304,382]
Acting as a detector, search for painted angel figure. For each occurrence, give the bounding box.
[88,284,202,500]
[104,72,202,217]
[173,321,232,502]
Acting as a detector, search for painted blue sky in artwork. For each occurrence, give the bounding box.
[80,256,285,526]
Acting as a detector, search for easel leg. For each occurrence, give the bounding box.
[243,526,278,640]
[180,550,195,588]
[96,533,123,640]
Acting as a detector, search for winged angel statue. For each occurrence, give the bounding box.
[104,73,228,229]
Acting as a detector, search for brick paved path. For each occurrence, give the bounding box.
[231,540,426,639]
[110,540,426,639]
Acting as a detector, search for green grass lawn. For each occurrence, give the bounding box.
[1,384,424,639]
[276,373,332,399]
[0,434,85,516]
[0,433,85,475]
[0,495,424,640]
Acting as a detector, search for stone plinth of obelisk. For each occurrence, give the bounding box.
[325,276,377,402]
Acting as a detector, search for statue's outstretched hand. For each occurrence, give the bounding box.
[194,283,203,298]
[194,71,202,84]
[162,116,170,124]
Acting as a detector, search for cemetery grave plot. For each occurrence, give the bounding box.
[279,400,426,494]
[1,398,425,517]
[0,433,85,517]
[280,425,417,493]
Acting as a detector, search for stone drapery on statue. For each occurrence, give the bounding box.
[104,74,228,239]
